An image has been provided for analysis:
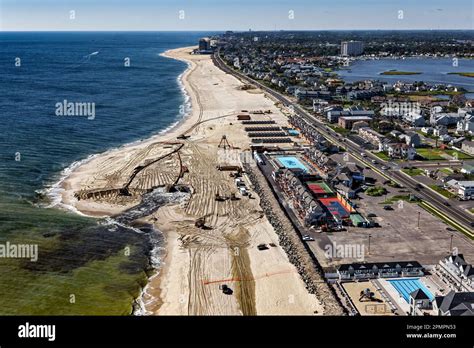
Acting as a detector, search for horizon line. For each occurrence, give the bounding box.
[1,29,473,33]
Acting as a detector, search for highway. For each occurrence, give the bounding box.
[213,50,474,234]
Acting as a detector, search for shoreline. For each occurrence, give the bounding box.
[58,45,324,316]
[56,46,200,218]
[51,46,200,315]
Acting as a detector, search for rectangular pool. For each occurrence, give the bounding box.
[387,278,434,303]
[277,156,308,172]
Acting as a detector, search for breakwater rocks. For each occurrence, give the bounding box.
[244,163,345,315]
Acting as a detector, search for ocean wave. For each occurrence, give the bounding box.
[43,56,194,216]
[39,50,195,316]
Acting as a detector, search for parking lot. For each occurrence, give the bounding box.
[307,153,474,269]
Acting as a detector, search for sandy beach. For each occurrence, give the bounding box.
[60,46,325,315]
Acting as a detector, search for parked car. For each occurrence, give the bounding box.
[302,235,314,241]
[381,166,388,170]
[383,205,393,210]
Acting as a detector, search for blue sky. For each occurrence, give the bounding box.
[1,0,473,31]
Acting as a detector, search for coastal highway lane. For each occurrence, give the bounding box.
[213,51,474,233]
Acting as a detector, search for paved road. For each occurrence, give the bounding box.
[213,51,474,233]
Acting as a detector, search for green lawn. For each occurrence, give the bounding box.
[439,168,453,175]
[444,150,474,160]
[417,148,447,161]
[365,186,387,197]
[416,148,473,161]
[374,152,390,161]
[402,168,424,176]
[429,185,456,199]
[381,194,419,204]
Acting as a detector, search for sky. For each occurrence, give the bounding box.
[1,0,473,31]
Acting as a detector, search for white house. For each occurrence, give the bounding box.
[457,114,474,134]
[387,143,417,160]
[433,125,448,137]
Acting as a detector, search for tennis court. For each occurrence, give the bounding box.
[306,181,333,196]
[319,197,350,219]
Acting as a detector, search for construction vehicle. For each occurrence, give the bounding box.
[195,214,212,229]
[215,192,226,201]
[219,284,233,295]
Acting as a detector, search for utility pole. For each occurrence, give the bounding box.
[417,211,421,228]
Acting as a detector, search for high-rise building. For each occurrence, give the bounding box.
[198,37,211,53]
[341,41,364,56]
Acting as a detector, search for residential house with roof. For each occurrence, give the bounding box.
[438,253,474,291]
[358,127,386,151]
[434,291,474,315]
[430,112,463,127]
[461,140,474,155]
[457,114,474,135]
[387,143,417,160]
[398,131,421,147]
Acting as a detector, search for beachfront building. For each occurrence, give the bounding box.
[341,41,364,56]
[438,253,474,291]
[336,261,424,281]
[409,289,432,315]
[198,37,213,54]
[434,291,474,315]
[273,168,327,226]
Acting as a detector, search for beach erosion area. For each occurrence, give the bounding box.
[59,46,331,315]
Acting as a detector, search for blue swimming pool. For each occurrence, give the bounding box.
[388,278,434,303]
[277,156,308,172]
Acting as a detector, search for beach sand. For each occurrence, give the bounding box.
[60,46,324,315]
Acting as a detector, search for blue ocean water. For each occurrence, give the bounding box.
[0,32,217,198]
[0,32,217,314]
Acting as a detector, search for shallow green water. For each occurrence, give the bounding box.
[0,198,151,315]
